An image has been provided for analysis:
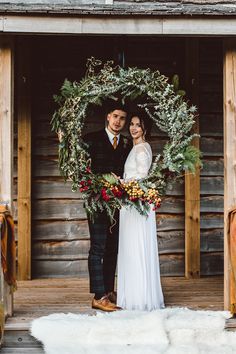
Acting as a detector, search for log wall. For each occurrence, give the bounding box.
[14,36,223,278]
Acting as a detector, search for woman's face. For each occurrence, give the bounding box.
[129,116,144,140]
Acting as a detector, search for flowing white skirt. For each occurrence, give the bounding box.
[117,206,165,311]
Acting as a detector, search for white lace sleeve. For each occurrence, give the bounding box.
[135,143,152,179]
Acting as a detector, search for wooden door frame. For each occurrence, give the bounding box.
[223,39,236,310]
[11,34,235,311]
[17,37,32,281]
[0,35,14,317]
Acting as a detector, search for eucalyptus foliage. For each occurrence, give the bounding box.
[51,57,201,197]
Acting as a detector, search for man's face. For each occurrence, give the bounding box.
[107,109,127,135]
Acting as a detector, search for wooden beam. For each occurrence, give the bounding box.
[223,39,236,310]
[185,38,200,279]
[2,16,236,36]
[0,35,14,316]
[17,37,31,281]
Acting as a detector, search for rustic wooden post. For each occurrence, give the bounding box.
[185,38,200,279]
[223,39,236,310]
[0,35,14,316]
[17,38,32,280]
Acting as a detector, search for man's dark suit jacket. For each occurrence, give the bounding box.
[84,129,132,177]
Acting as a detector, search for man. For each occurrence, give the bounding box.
[84,104,132,312]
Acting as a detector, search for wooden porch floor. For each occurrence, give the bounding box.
[5,275,236,329]
[1,275,235,353]
[2,275,236,353]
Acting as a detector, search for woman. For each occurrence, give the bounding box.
[117,113,165,311]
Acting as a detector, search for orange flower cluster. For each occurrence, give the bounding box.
[121,180,161,211]
[122,180,144,201]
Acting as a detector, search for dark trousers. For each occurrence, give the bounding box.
[88,211,119,295]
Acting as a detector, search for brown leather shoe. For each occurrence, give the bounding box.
[92,296,120,312]
[107,291,117,305]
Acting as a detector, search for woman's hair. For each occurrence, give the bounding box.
[129,111,152,139]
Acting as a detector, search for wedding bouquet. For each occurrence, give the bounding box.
[79,169,161,222]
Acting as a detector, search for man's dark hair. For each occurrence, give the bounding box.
[106,101,128,115]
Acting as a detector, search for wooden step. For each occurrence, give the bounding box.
[1,311,235,354]
[1,318,44,353]
[1,276,235,353]
[225,317,236,331]
[0,348,44,353]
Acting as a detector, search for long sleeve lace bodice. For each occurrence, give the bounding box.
[123,142,152,180]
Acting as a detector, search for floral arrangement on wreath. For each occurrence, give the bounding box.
[51,57,201,222]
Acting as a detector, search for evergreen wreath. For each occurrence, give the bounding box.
[51,57,201,221]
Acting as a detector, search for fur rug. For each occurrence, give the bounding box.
[30,307,236,354]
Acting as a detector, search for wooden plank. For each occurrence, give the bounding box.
[30,252,224,278]
[29,226,223,253]
[201,252,224,275]
[158,229,223,254]
[0,349,44,354]
[32,259,88,278]
[22,194,220,220]
[0,2,236,16]
[163,19,236,36]
[8,277,224,327]
[200,137,223,157]
[31,179,80,199]
[32,240,90,260]
[200,214,224,229]
[31,258,150,277]
[13,200,89,220]
[17,177,223,199]
[30,136,223,158]
[200,92,223,113]
[156,214,223,231]
[32,157,59,177]
[31,200,87,220]
[199,114,223,137]
[32,113,222,140]
[30,177,224,198]
[201,159,223,176]
[32,220,90,241]
[31,229,224,261]
[2,330,41,348]
[223,39,236,310]
[5,276,224,324]
[200,196,223,212]
[2,17,236,36]
[185,38,200,279]
[15,198,187,221]
[17,37,32,281]
[0,35,14,317]
[14,202,223,228]
[0,37,14,205]
[200,229,224,252]
[32,156,225,178]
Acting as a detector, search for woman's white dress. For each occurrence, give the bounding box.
[117,142,165,311]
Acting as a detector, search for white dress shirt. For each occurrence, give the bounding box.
[105,127,120,146]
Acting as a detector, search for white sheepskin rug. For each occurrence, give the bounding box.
[30,307,236,354]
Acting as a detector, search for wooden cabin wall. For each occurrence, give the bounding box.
[199,40,223,274]
[14,36,223,278]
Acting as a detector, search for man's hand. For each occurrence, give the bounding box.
[111,172,120,180]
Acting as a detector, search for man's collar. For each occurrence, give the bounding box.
[105,127,120,142]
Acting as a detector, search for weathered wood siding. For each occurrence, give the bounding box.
[1,0,236,16]
[199,39,223,274]
[14,36,223,278]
